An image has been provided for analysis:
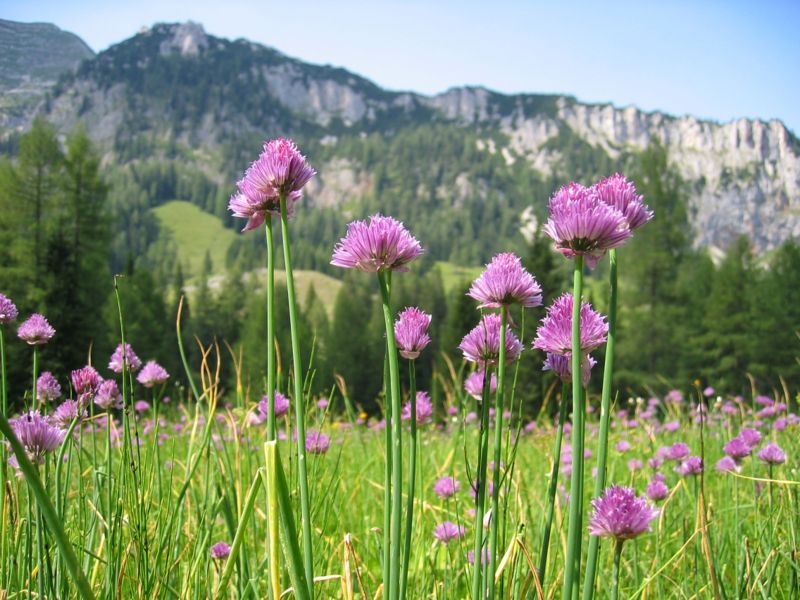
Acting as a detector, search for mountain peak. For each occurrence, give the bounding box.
[153,21,208,57]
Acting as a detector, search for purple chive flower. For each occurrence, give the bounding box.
[50,400,86,429]
[17,314,55,345]
[738,428,762,449]
[588,486,659,541]
[662,421,680,433]
[258,392,290,419]
[305,431,330,454]
[394,307,432,360]
[755,395,774,407]
[210,542,231,560]
[532,293,608,356]
[402,391,433,424]
[433,476,461,499]
[70,366,102,407]
[723,437,752,461]
[459,313,523,365]
[757,442,786,465]
[615,440,631,453]
[0,293,18,324]
[543,182,631,268]
[108,343,142,373]
[228,138,316,231]
[95,380,122,410]
[134,400,150,413]
[433,521,465,545]
[645,479,669,502]
[627,459,643,472]
[316,398,329,410]
[8,411,66,464]
[36,372,62,403]
[542,352,596,386]
[665,443,690,462]
[715,456,738,473]
[331,214,423,272]
[464,370,497,400]
[467,252,543,309]
[592,173,653,231]
[676,456,704,477]
[137,361,169,388]
[664,389,684,403]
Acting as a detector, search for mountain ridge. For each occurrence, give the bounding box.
[2,20,798,257]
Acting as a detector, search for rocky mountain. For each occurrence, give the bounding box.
[0,19,94,130]
[2,20,798,259]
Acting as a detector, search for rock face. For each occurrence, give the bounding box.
[0,19,94,129]
[1,20,797,254]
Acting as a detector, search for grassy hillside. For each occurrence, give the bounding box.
[153,200,343,314]
[153,200,238,277]
[153,200,483,315]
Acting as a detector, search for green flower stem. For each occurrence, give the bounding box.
[265,216,277,441]
[382,352,392,595]
[539,381,570,586]
[611,539,624,600]
[470,363,493,600]
[279,193,314,592]
[273,442,312,600]
[32,346,39,412]
[264,442,282,600]
[487,306,509,598]
[562,255,585,600]
[377,269,402,600]
[0,414,95,599]
[399,360,417,600]
[582,249,617,600]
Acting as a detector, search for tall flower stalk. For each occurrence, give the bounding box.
[583,174,651,600]
[582,249,618,598]
[378,270,403,600]
[265,214,277,441]
[541,181,627,600]
[279,191,315,588]
[466,252,541,598]
[395,306,432,600]
[459,313,524,599]
[563,256,586,599]
[229,137,317,591]
[331,213,423,600]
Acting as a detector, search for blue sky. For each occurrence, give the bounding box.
[3,0,799,133]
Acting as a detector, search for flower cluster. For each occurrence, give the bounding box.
[588,486,659,541]
[331,214,423,272]
[467,252,542,309]
[394,307,432,360]
[228,138,316,231]
[459,313,523,366]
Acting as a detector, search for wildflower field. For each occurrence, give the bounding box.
[0,139,797,600]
